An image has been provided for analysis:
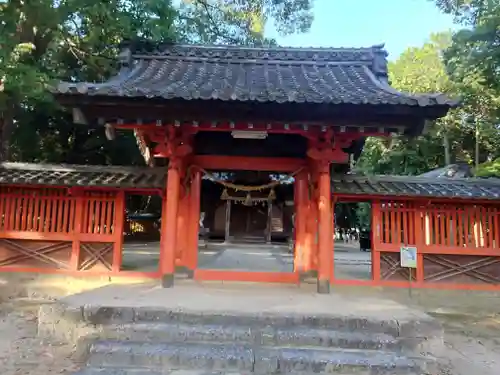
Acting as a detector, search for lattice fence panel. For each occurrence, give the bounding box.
[379,201,417,246]
[0,186,75,233]
[81,191,119,235]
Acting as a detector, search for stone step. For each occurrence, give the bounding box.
[96,322,403,351]
[73,367,243,375]
[81,305,418,337]
[73,368,164,375]
[88,340,431,374]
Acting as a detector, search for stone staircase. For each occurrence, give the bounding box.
[65,306,440,375]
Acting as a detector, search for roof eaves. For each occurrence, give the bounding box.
[361,66,459,107]
[333,174,500,187]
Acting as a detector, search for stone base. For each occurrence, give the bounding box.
[317,279,330,294]
[161,273,174,288]
[39,283,444,374]
[38,282,444,353]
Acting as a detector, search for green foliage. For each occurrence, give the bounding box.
[434,0,500,168]
[357,32,461,176]
[0,0,314,163]
[440,0,500,120]
[357,7,500,177]
[357,134,447,176]
[178,0,313,44]
[476,158,500,178]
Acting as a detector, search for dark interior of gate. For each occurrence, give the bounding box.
[197,169,295,273]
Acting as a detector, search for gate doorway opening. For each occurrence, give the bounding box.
[120,192,162,274]
[196,169,295,275]
[334,200,373,281]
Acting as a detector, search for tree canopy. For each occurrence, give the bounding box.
[1,0,499,181]
[0,0,314,163]
[434,0,500,173]
[358,1,500,177]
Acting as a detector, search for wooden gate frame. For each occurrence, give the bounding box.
[185,155,304,284]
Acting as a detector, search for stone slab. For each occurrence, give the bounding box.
[87,340,428,375]
[38,282,442,347]
[89,341,254,371]
[91,322,401,351]
[60,282,429,322]
[74,368,244,375]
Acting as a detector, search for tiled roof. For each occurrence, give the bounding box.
[332,175,500,200]
[0,163,166,189]
[417,163,473,178]
[53,42,457,107]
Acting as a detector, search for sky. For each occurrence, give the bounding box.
[265,0,459,60]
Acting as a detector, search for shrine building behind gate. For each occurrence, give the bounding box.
[2,42,499,292]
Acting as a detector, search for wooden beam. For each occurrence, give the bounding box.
[192,155,306,172]
[134,129,154,166]
[224,200,231,243]
[266,201,273,244]
[114,122,394,138]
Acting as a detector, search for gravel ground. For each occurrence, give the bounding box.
[0,298,79,375]
[433,312,500,375]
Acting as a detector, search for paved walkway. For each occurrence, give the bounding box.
[198,243,293,272]
[122,241,372,279]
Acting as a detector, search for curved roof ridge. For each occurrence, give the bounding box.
[361,66,459,107]
[123,40,387,53]
[122,41,387,65]
[0,162,165,174]
[334,173,500,186]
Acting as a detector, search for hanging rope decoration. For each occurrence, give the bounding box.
[185,165,304,206]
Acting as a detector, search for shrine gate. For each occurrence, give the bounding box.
[2,42,495,293]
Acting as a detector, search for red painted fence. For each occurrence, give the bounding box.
[0,186,125,274]
[370,200,500,289]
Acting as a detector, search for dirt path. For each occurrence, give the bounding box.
[0,299,78,375]
[432,312,500,375]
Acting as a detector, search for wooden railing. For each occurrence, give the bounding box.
[372,200,500,288]
[420,204,500,252]
[374,201,500,253]
[81,191,117,237]
[0,186,125,273]
[377,202,418,249]
[0,187,76,234]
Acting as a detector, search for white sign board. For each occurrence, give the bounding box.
[400,246,417,268]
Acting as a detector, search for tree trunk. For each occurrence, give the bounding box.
[0,104,15,162]
[475,122,480,170]
[443,132,451,165]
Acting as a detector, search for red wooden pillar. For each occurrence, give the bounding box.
[414,205,425,283]
[70,192,84,271]
[159,158,181,287]
[176,183,189,266]
[305,168,318,271]
[317,161,333,293]
[303,196,314,271]
[294,170,308,272]
[186,169,201,271]
[112,191,125,272]
[331,197,336,280]
[371,202,381,283]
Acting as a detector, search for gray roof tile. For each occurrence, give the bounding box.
[53,43,457,107]
[333,175,500,200]
[2,162,498,200]
[0,163,166,189]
